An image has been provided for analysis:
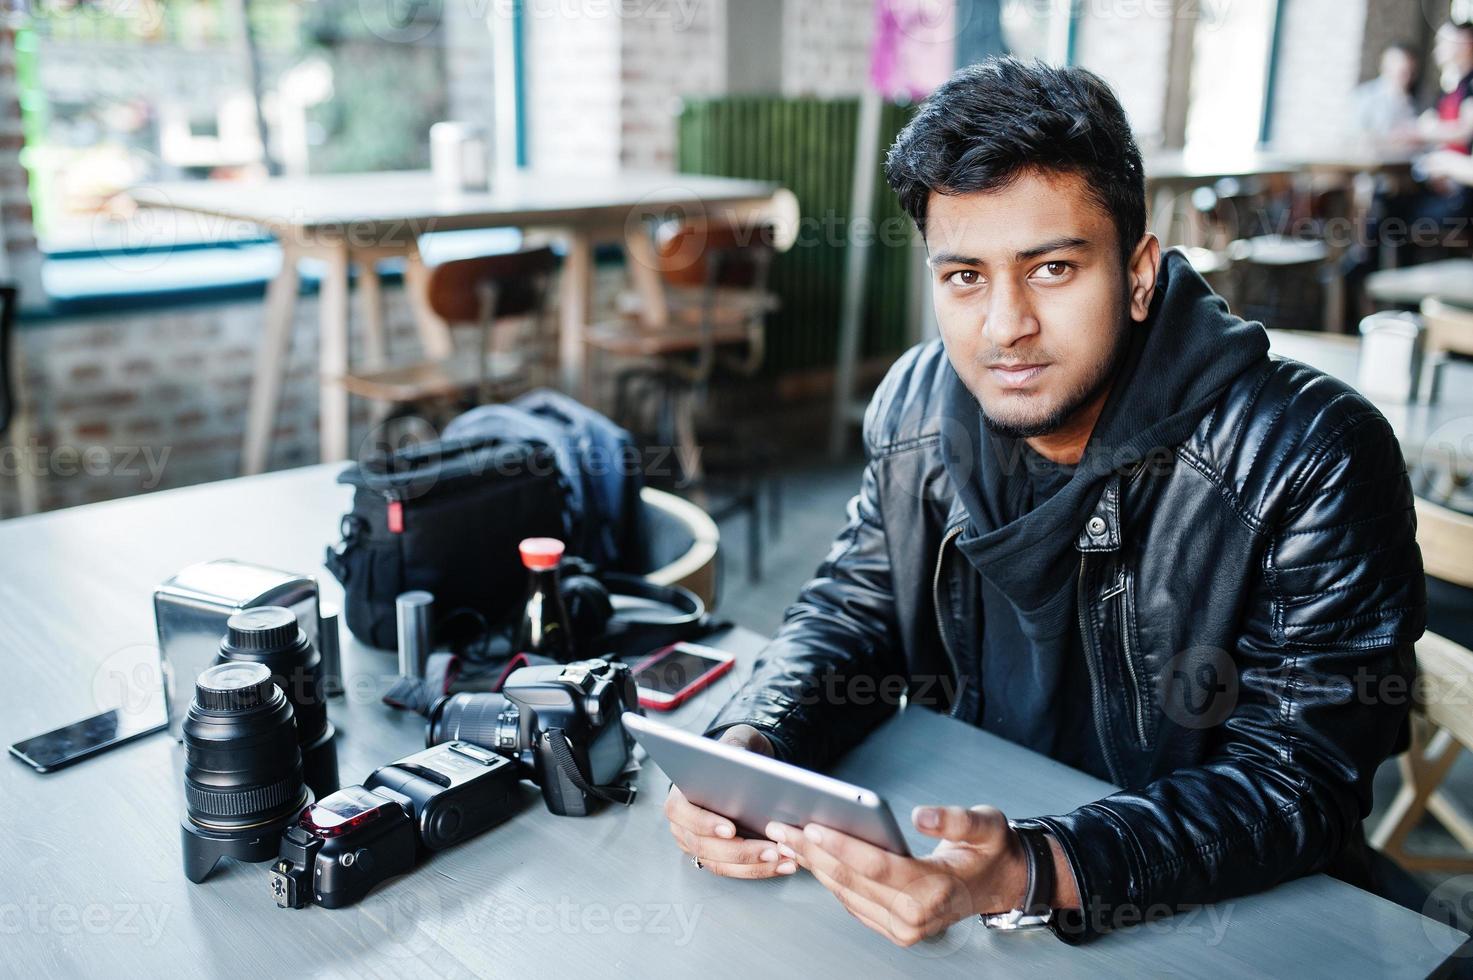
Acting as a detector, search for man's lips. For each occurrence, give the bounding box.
[986,363,1049,389]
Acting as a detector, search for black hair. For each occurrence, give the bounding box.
[884,58,1146,261]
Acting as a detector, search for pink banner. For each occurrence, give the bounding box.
[869,0,957,101]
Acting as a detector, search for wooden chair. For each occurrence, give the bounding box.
[1421,296,1473,359]
[338,246,559,413]
[1371,496,1473,870]
[588,218,781,389]
[586,217,785,581]
[640,486,719,611]
[587,217,781,468]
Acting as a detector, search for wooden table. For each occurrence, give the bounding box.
[1366,258,1473,311]
[1,464,1467,976]
[131,170,781,475]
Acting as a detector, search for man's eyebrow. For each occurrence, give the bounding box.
[927,251,981,268]
[927,237,1094,268]
[1014,236,1092,261]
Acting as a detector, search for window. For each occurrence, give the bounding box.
[19,0,449,254]
[1183,0,1278,155]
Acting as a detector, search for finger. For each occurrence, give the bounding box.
[668,823,787,865]
[768,821,907,912]
[699,858,798,880]
[796,822,912,885]
[911,804,1009,845]
[664,786,738,840]
[809,863,928,947]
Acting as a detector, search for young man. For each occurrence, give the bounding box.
[664,59,1425,945]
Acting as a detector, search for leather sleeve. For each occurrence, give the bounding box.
[703,381,910,769]
[1019,407,1425,942]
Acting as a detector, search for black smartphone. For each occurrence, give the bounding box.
[9,707,166,773]
[9,643,169,773]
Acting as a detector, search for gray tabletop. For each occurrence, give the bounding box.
[1,465,1466,977]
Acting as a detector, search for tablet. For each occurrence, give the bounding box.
[622,712,912,856]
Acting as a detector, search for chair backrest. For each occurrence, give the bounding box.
[651,219,777,292]
[1421,297,1473,358]
[1416,495,1473,589]
[0,284,17,437]
[1414,631,1473,750]
[426,246,559,325]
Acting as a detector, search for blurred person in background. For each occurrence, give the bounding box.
[1353,42,1420,142]
[1345,22,1473,320]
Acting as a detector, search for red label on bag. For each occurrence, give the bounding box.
[387,500,404,534]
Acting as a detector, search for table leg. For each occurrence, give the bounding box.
[358,255,386,368]
[318,247,351,463]
[404,242,452,360]
[241,250,301,476]
[559,230,594,400]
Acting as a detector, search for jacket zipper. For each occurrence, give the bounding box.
[1114,572,1150,748]
[932,524,966,718]
[1078,553,1125,785]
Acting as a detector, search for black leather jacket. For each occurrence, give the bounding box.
[707,336,1425,941]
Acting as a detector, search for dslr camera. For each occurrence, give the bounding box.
[270,739,520,909]
[426,658,641,817]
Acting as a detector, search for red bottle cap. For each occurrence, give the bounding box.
[519,537,565,570]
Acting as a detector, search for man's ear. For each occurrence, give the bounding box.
[1127,234,1161,323]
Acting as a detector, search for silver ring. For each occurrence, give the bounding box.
[692,856,704,871]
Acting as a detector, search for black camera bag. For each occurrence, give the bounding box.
[325,436,569,649]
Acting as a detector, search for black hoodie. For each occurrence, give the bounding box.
[938,249,1271,776]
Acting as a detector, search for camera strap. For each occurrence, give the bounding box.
[544,728,638,807]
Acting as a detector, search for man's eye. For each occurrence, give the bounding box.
[946,270,981,286]
[1035,261,1071,279]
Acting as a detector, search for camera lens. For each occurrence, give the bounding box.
[219,606,338,797]
[426,693,516,754]
[181,661,311,884]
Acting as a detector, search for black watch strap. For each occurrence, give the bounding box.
[1017,825,1055,916]
[982,823,1056,931]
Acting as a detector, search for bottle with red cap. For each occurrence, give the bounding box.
[516,537,574,662]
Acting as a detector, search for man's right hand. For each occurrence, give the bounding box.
[663,724,798,879]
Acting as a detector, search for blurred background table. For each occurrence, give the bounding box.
[1268,328,1473,498]
[133,170,782,475]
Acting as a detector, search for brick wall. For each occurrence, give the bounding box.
[0,25,41,303]
[1,264,629,516]
[522,0,726,172]
[524,1,623,171]
[618,0,726,170]
[781,0,875,97]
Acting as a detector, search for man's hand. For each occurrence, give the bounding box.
[663,724,798,879]
[766,805,1080,948]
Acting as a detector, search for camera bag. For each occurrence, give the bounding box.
[325,435,569,649]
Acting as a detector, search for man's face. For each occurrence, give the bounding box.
[1382,48,1415,91]
[1435,25,1473,77]
[926,168,1148,439]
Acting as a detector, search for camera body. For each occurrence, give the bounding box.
[270,740,520,909]
[427,659,641,817]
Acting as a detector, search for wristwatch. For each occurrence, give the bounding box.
[981,823,1055,931]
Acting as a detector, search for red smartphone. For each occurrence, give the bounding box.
[630,642,736,711]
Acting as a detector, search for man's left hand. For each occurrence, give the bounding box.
[765,805,1072,947]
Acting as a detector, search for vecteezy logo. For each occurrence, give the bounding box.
[91,194,178,275]
[1158,646,1239,730]
[359,0,443,43]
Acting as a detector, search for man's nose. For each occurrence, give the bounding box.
[982,278,1040,348]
